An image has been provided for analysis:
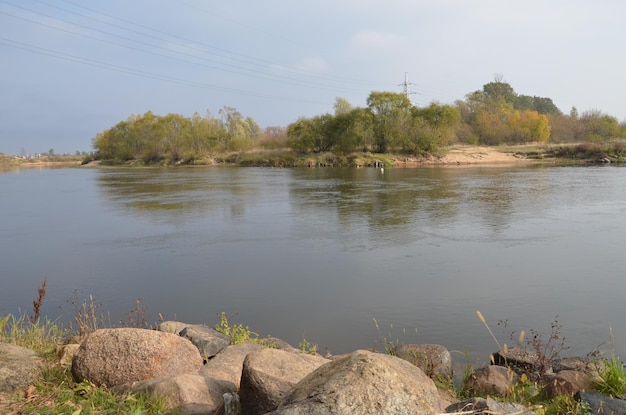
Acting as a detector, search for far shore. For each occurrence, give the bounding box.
[2,143,620,169]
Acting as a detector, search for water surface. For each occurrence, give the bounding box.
[1,165,625,364]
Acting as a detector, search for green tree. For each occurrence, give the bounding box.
[366,92,412,153]
[333,97,353,116]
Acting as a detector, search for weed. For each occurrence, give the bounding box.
[504,315,569,381]
[544,394,592,415]
[593,355,626,396]
[119,298,150,328]
[65,290,110,338]
[30,277,47,323]
[215,312,259,345]
[0,314,64,356]
[19,364,173,415]
[372,317,416,356]
[298,336,318,355]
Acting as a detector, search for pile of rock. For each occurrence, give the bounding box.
[2,321,625,414]
[67,322,450,414]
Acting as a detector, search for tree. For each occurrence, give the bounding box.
[366,92,412,153]
[334,97,353,116]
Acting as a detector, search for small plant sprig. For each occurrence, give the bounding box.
[215,312,259,344]
[30,277,47,323]
[298,336,318,355]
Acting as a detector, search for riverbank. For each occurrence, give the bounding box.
[4,143,622,170]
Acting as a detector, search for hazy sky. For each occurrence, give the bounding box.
[1,1,625,155]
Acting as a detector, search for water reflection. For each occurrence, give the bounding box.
[96,168,262,221]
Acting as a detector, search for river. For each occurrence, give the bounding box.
[1,164,625,366]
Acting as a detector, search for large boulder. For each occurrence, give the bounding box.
[201,342,262,388]
[115,373,235,415]
[396,343,452,379]
[0,343,42,393]
[72,328,203,387]
[239,348,329,415]
[267,349,441,415]
[179,325,230,361]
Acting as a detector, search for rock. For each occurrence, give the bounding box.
[576,391,626,415]
[57,343,80,367]
[446,397,538,415]
[179,325,230,361]
[545,369,594,398]
[115,373,235,415]
[72,328,203,387]
[464,365,518,397]
[492,347,541,373]
[239,348,329,415]
[553,356,594,373]
[200,342,262,388]
[396,343,452,379]
[267,349,441,415]
[0,343,42,393]
[263,337,298,352]
[158,320,189,335]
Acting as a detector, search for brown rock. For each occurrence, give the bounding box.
[396,343,452,379]
[239,348,329,415]
[72,328,203,387]
[158,320,189,335]
[268,350,441,415]
[57,343,80,367]
[201,342,262,388]
[545,370,594,398]
[464,365,518,397]
[116,373,235,415]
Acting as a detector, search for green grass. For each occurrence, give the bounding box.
[593,355,626,396]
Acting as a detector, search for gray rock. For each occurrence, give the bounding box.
[239,348,329,415]
[115,373,236,415]
[576,391,626,415]
[158,320,190,335]
[464,365,518,397]
[396,343,452,379]
[0,343,42,393]
[446,397,537,415]
[553,356,594,373]
[268,349,441,415]
[179,325,230,361]
[492,347,540,373]
[72,328,203,387]
[201,342,262,388]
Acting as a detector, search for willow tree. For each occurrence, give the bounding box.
[366,92,412,153]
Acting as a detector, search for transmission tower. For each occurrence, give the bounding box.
[398,72,417,103]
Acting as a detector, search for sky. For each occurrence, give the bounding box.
[1,0,625,155]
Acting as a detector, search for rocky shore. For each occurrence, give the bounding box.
[2,320,625,415]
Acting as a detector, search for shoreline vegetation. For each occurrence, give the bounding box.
[2,142,626,171]
[1,287,624,414]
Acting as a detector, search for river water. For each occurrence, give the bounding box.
[1,164,625,364]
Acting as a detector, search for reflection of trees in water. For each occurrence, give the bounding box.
[96,169,259,222]
[288,168,464,248]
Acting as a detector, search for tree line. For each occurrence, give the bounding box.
[92,78,625,163]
